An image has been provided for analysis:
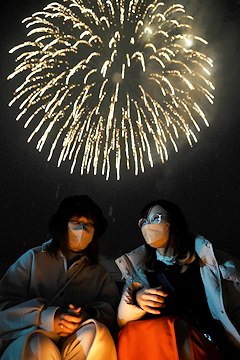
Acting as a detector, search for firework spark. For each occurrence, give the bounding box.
[8,0,214,180]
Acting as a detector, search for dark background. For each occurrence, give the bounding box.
[0,0,240,280]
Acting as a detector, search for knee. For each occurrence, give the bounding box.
[174,319,193,360]
[28,333,52,349]
[25,333,60,360]
[75,321,114,354]
[174,319,189,335]
[76,323,97,345]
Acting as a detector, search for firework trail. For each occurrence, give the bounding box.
[8,0,214,180]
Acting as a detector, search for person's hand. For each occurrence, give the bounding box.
[54,305,90,337]
[68,304,90,324]
[136,287,168,315]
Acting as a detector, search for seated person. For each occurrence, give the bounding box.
[116,199,240,360]
[0,195,119,360]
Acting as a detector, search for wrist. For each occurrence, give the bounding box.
[132,289,139,306]
[81,308,95,320]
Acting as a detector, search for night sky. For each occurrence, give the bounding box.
[0,0,240,279]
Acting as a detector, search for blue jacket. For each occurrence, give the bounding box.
[115,235,240,353]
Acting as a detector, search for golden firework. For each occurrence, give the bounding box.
[8,0,214,179]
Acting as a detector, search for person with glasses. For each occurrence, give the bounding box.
[116,199,240,360]
[0,195,119,360]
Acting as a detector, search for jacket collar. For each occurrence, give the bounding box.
[119,236,240,284]
[42,239,53,251]
[120,236,211,269]
[41,239,90,265]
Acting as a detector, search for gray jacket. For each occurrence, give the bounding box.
[0,240,119,356]
[115,235,240,353]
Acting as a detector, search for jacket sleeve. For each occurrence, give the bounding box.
[83,269,120,335]
[117,282,146,328]
[215,250,240,335]
[222,279,240,334]
[0,251,58,336]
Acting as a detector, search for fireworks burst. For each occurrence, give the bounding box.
[8,0,214,180]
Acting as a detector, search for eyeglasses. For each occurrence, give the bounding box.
[68,220,95,231]
[138,213,169,229]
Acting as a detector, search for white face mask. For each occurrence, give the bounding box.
[141,205,170,249]
[142,223,170,249]
[68,221,95,251]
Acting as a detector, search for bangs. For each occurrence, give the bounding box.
[69,211,96,224]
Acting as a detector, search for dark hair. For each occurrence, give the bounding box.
[141,199,196,272]
[47,195,107,263]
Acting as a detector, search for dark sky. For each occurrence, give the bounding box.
[0,0,240,278]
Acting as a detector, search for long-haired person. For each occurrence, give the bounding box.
[0,195,119,360]
[116,200,240,360]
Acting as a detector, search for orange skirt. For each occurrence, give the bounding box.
[117,316,222,360]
